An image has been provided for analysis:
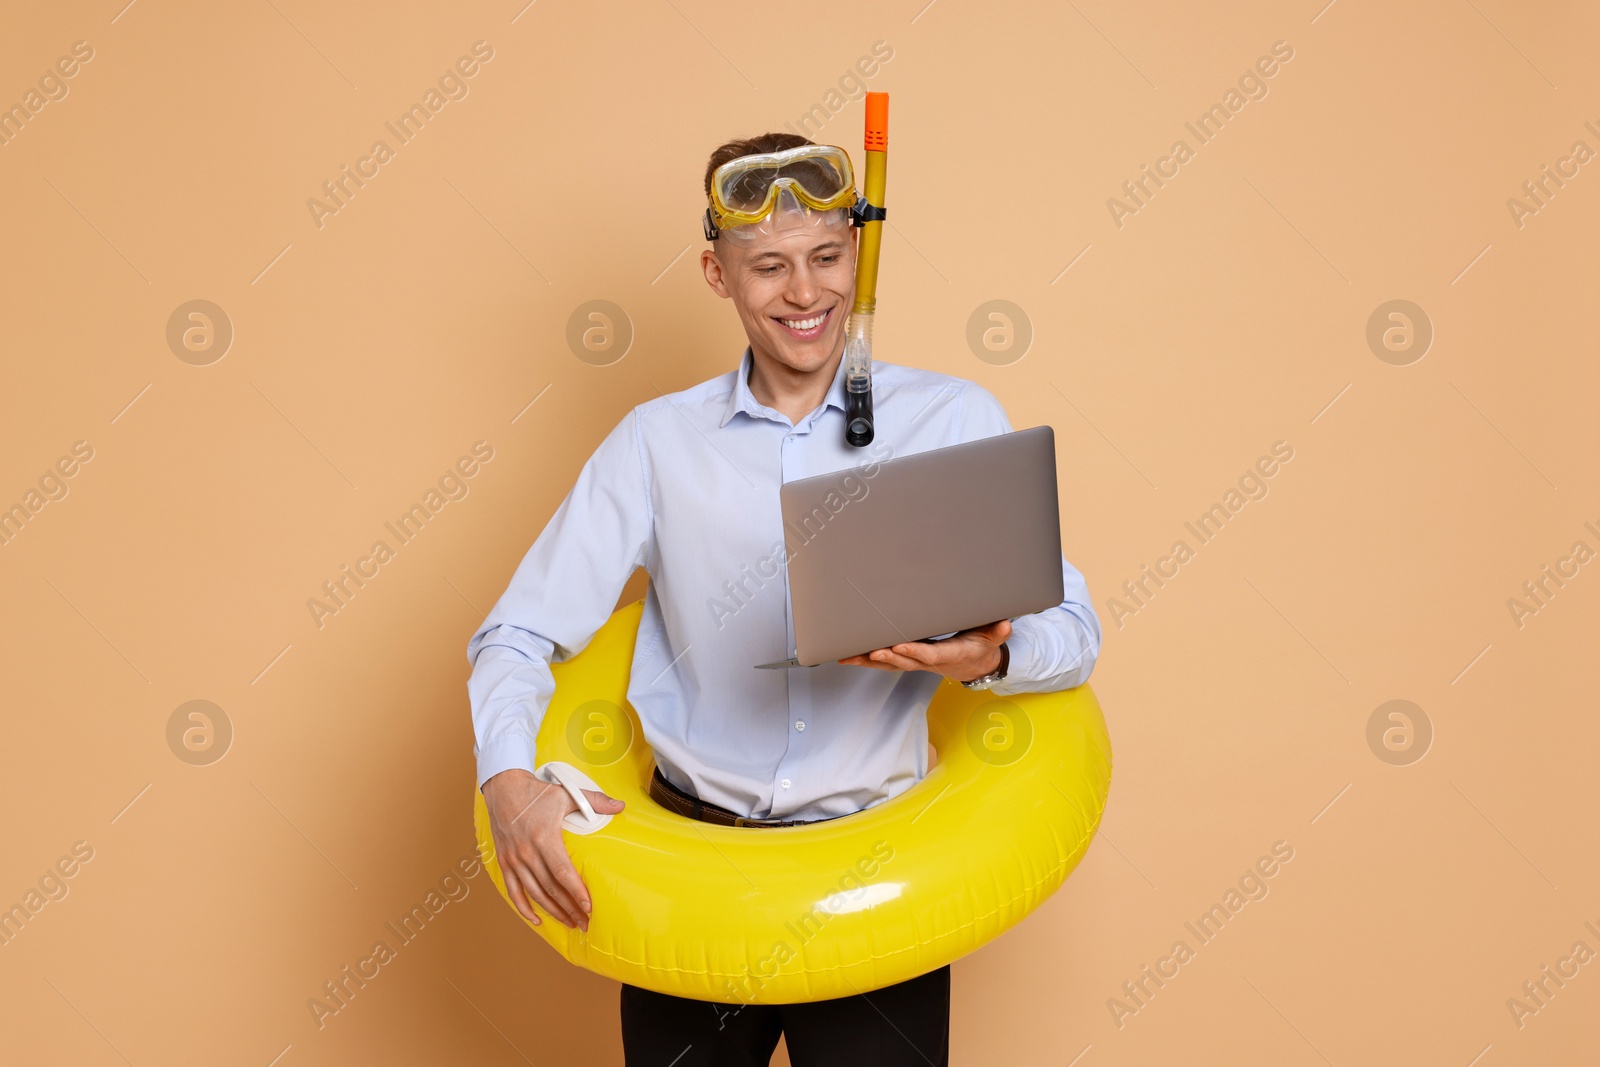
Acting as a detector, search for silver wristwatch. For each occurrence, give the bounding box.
[960,643,1010,690]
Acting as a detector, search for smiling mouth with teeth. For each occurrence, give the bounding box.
[775,306,834,338]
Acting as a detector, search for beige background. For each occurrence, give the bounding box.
[1,0,1596,1063]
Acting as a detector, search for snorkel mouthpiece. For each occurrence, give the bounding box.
[844,312,874,445]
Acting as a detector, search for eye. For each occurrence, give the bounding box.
[817,254,842,265]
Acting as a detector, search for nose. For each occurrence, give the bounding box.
[786,263,821,309]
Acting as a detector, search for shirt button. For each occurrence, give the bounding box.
[781,778,792,789]
[794,720,805,732]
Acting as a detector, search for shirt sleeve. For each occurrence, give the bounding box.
[466,410,653,789]
[954,382,1102,693]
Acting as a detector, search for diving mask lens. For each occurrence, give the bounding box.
[708,144,858,238]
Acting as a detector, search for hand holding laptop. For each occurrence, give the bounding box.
[837,618,1011,683]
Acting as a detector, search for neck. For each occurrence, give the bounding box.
[746,344,842,425]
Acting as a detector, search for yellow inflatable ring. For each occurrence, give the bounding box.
[473,601,1112,1004]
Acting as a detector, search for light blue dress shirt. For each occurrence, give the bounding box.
[467,350,1101,821]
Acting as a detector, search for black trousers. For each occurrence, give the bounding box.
[620,965,950,1067]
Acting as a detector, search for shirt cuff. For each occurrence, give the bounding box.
[476,732,540,791]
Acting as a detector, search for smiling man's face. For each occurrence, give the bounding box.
[701,207,857,376]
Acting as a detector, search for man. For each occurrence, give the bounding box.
[467,131,1101,1066]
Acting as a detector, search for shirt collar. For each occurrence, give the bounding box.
[718,346,850,430]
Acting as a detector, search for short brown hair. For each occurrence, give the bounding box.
[703,132,815,198]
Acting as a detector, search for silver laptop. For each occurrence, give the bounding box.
[756,425,1065,668]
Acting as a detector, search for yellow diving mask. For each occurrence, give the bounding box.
[703,143,881,241]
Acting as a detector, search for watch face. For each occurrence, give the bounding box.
[963,644,1008,690]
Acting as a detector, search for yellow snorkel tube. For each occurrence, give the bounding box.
[843,92,888,447]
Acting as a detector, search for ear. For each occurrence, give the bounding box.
[701,247,731,298]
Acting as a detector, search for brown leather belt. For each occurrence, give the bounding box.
[648,766,830,828]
